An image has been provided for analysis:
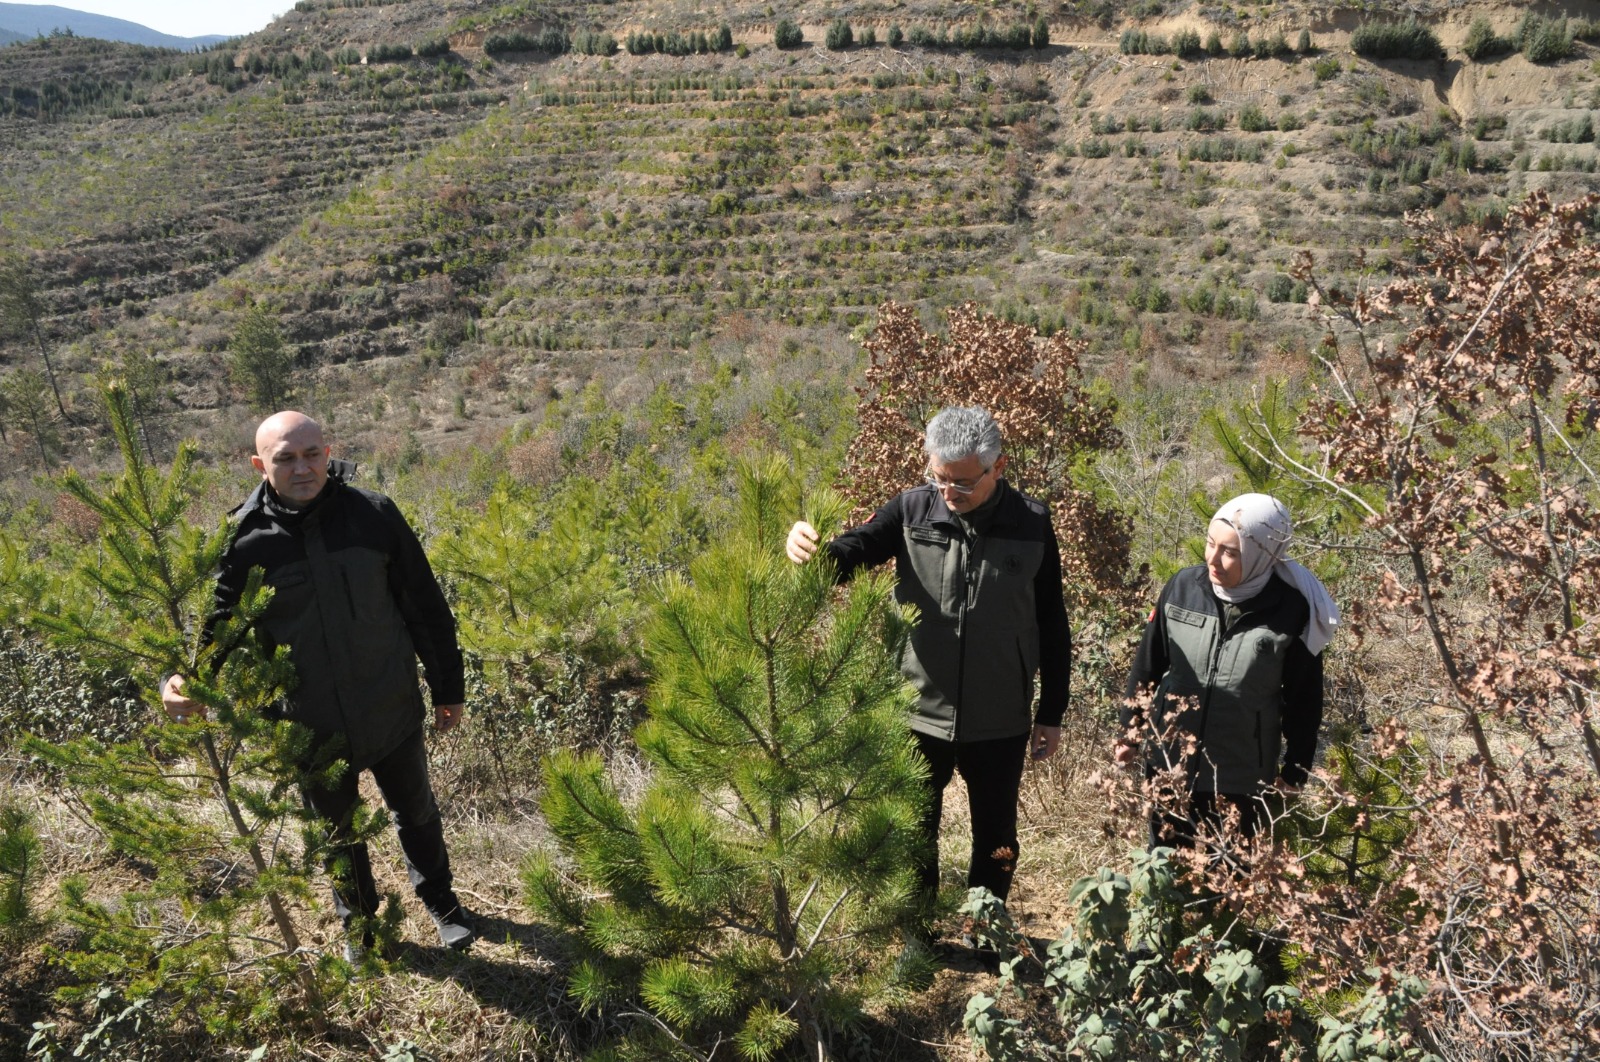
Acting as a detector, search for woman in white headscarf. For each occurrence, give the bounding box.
[1116,493,1340,845]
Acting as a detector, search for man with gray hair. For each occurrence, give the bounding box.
[787,405,1071,932]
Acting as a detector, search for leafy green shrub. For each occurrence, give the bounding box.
[860,25,877,46]
[365,41,413,62]
[414,36,450,58]
[1297,28,1313,53]
[524,460,926,1062]
[1120,29,1168,55]
[0,628,144,744]
[888,23,903,46]
[1229,31,1252,57]
[962,851,1437,1061]
[1350,19,1444,61]
[1541,113,1595,143]
[774,18,803,49]
[332,45,360,65]
[716,24,733,51]
[1265,273,1295,302]
[1172,27,1202,58]
[825,19,853,51]
[1126,277,1172,313]
[1312,55,1341,80]
[1255,32,1291,59]
[1461,16,1512,60]
[1205,29,1223,55]
[1186,84,1212,104]
[1238,103,1269,132]
[1515,14,1573,63]
[1032,17,1049,49]
[571,29,617,56]
[484,29,568,54]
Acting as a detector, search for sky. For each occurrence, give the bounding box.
[56,1,289,39]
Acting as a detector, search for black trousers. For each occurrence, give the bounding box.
[301,726,454,925]
[1150,789,1266,851]
[914,731,1030,903]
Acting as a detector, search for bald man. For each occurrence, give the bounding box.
[162,411,475,959]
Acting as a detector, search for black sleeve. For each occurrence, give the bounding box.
[381,499,466,706]
[822,494,906,583]
[1033,520,1071,727]
[197,525,252,668]
[1278,640,1324,786]
[1122,584,1171,730]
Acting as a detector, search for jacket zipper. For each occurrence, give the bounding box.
[1196,594,1230,746]
[953,532,969,741]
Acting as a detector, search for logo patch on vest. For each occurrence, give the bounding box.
[1003,553,1023,575]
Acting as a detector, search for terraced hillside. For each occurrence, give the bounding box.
[1,0,1598,467]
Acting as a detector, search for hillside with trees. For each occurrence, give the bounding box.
[1,1,1599,1059]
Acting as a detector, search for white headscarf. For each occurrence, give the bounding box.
[1210,493,1340,654]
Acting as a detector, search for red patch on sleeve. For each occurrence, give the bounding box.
[1146,606,1157,623]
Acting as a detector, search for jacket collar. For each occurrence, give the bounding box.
[232,465,350,520]
[927,478,1021,529]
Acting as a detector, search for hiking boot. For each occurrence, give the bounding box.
[425,893,478,950]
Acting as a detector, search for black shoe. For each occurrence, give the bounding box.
[957,930,1003,973]
[425,894,478,950]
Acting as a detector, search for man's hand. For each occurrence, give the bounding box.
[1030,724,1061,761]
[785,521,820,564]
[1112,739,1140,767]
[434,703,465,733]
[161,674,207,724]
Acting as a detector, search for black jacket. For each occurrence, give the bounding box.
[826,480,1072,742]
[210,472,464,770]
[1124,565,1323,792]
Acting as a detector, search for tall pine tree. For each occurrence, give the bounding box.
[525,458,927,1061]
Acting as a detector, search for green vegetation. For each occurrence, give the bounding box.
[774,19,803,50]
[1350,19,1444,61]
[227,305,294,411]
[1462,16,1512,61]
[1515,13,1574,64]
[525,460,925,1060]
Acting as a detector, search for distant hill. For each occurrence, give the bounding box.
[0,3,229,48]
[0,0,1596,468]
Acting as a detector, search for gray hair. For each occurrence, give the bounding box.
[924,406,1003,466]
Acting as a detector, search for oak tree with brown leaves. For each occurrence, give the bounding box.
[840,301,1144,621]
[1205,191,1600,1061]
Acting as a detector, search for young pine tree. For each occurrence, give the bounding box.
[524,458,927,1062]
[26,385,349,1038]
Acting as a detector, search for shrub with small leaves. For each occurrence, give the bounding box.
[774,18,803,49]
[1515,14,1573,63]
[1462,17,1512,60]
[1350,19,1443,61]
[961,850,1438,1061]
[825,19,853,51]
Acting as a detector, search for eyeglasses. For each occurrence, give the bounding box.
[925,466,994,495]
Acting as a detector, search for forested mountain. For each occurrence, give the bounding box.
[1,0,1595,475]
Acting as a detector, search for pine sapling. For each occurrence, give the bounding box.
[525,457,927,1061]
